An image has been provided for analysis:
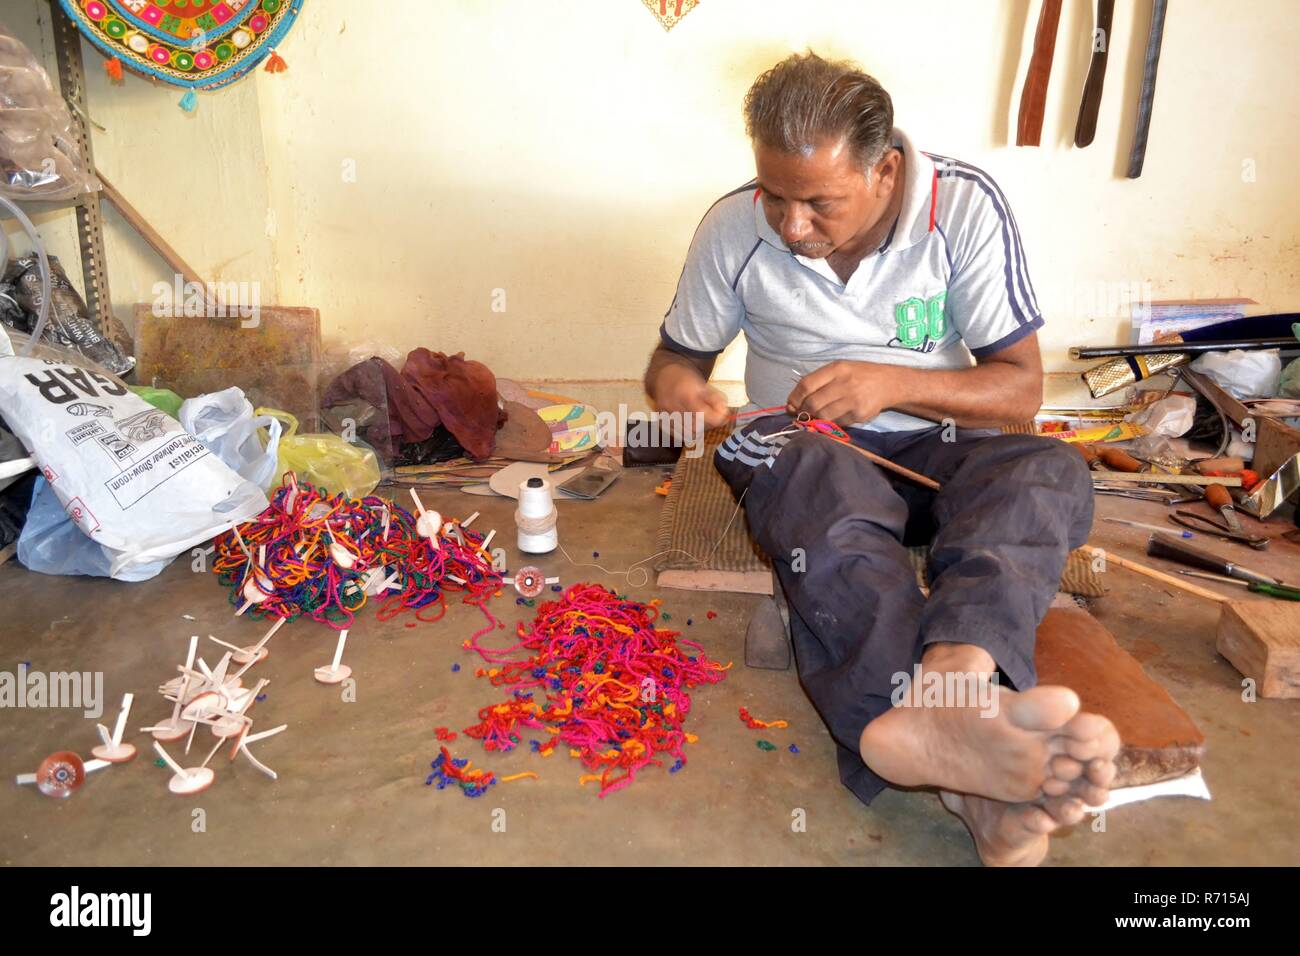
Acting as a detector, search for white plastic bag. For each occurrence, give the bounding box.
[1190,349,1282,400]
[0,354,268,578]
[179,387,282,491]
[17,477,174,581]
[1124,394,1196,437]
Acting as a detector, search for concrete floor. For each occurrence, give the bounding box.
[1,467,1297,866]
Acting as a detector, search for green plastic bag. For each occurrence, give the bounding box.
[1280,357,1300,399]
[128,385,183,418]
[256,407,380,499]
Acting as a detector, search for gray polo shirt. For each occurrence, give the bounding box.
[659,127,1043,431]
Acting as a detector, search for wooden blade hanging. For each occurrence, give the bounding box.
[1016,0,1064,146]
[1127,0,1169,177]
[1074,0,1115,147]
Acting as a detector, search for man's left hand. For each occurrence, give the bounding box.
[786,360,903,424]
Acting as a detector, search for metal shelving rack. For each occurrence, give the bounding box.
[2,1,130,357]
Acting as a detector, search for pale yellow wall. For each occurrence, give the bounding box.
[7,1,1300,409]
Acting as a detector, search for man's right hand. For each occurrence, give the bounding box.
[652,363,732,429]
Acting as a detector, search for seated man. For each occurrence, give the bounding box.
[643,52,1120,866]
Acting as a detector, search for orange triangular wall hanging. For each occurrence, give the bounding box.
[642,0,701,32]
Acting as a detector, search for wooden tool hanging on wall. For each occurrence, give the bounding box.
[1127,0,1169,177]
[1016,0,1064,146]
[1074,0,1115,147]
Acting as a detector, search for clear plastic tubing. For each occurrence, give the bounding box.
[0,194,53,355]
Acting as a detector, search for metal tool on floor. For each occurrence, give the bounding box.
[1169,510,1268,550]
[1176,569,1300,601]
[1146,533,1286,587]
[1104,517,1192,538]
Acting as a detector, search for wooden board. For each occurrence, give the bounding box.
[1092,471,1242,487]
[656,570,774,596]
[1217,601,1300,699]
[1183,368,1300,479]
[133,304,322,431]
[1035,607,1204,786]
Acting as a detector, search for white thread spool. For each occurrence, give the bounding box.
[516,477,558,554]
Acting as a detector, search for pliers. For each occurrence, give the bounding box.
[1170,510,1269,550]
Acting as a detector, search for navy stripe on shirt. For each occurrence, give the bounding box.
[659,322,722,360]
[935,167,1038,328]
[930,155,1041,317]
[664,179,758,318]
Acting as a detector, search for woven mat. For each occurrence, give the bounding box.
[653,425,769,574]
[652,421,1100,596]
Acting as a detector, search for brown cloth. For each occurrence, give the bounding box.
[321,350,503,461]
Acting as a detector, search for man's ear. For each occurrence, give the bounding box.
[872,147,902,193]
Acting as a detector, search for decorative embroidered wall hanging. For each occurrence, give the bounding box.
[642,0,701,32]
[57,0,303,91]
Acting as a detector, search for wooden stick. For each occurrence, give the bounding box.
[97,171,222,312]
[1084,546,1228,603]
[111,693,132,746]
[842,442,942,491]
[1091,471,1242,487]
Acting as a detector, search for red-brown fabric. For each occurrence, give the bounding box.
[401,349,502,459]
[322,350,503,460]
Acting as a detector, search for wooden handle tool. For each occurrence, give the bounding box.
[1204,483,1242,532]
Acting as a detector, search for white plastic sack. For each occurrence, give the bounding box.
[1190,349,1282,400]
[17,477,173,581]
[179,386,282,490]
[1124,394,1196,437]
[0,355,268,578]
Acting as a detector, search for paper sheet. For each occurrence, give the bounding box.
[1087,766,1211,813]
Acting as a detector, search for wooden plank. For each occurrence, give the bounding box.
[656,569,774,596]
[1217,601,1300,699]
[98,172,214,309]
[1183,368,1300,480]
[133,304,322,431]
[1254,416,1300,484]
[1092,471,1242,487]
[1035,607,1204,786]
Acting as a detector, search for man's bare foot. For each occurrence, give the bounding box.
[858,642,1121,805]
[939,790,1086,867]
[860,678,1085,803]
[1040,713,1120,805]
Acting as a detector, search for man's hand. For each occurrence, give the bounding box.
[787,360,902,424]
[654,363,731,428]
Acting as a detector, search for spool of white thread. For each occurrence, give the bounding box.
[516,477,558,554]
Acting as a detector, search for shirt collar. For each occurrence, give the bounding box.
[751,126,936,258]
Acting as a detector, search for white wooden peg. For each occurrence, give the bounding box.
[91,693,136,763]
[314,629,352,684]
[238,724,288,780]
[229,617,285,676]
[154,741,214,795]
[410,490,442,539]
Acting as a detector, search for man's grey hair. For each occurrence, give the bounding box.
[744,52,894,172]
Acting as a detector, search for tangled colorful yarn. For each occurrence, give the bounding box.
[460,583,729,797]
[212,475,503,631]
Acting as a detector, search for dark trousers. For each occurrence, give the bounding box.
[714,419,1094,805]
